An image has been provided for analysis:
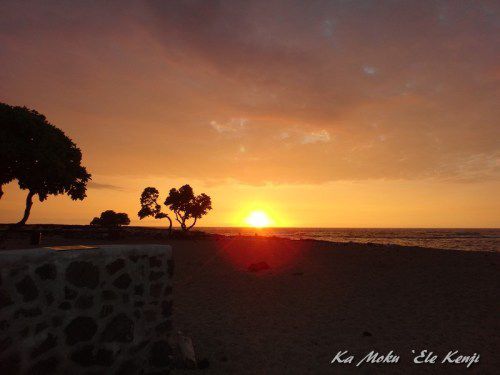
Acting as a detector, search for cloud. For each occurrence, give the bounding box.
[363,66,377,76]
[210,118,248,136]
[277,127,331,145]
[301,130,331,144]
[278,131,290,140]
[0,0,498,185]
[88,182,123,191]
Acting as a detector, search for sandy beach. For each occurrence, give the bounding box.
[3,228,497,373]
[169,237,499,374]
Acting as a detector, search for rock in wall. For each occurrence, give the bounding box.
[0,244,173,374]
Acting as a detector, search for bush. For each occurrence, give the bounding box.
[90,210,130,227]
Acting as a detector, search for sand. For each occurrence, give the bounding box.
[1,229,498,373]
[168,237,498,374]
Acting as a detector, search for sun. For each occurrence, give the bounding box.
[245,210,272,228]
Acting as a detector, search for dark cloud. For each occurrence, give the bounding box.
[0,0,498,184]
[88,182,123,191]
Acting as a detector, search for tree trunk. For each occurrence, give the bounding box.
[0,185,4,200]
[18,190,35,225]
[166,216,173,235]
[174,211,184,231]
[187,217,197,231]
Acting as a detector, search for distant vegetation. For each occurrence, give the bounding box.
[0,102,91,225]
[138,187,173,233]
[0,102,213,231]
[139,184,212,232]
[90,210,130,227]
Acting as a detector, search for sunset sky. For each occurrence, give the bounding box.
[1,0,499,227]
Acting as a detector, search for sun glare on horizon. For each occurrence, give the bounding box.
[245,210,272,228]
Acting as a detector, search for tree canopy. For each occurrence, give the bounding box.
[90,210,130,226]
[138,184,212,232]
[164,184,212,231]
[138,187,173,233]
[0,102,91,224]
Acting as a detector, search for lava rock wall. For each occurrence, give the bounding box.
[0,244,173,374]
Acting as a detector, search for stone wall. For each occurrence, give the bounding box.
[0,244,173,374]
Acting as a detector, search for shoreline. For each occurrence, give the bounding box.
[0,224,497,253]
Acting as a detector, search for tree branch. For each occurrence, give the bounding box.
[174,210,183,226]
[187,217,197,230]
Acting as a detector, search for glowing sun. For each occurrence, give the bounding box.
[245,210,272,228]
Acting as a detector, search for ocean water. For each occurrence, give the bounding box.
[200,227,500,252]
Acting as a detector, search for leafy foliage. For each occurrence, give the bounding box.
[0,102,91,224]
[138,185,212,232]
[90,210,130,226]
[138,187,172,233]
[138,187,162,219]
[164,184,212,231]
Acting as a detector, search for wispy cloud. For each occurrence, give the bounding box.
[210,118,248,136]
[88,182,124,191]
[363,65,377,76]
[302,130,331,144]
[278,127,331,144]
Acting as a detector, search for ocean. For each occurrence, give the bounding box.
[200,227,500,252]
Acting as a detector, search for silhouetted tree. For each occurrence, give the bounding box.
[138,187,173,234]
[0,104,22,200]
[90,210,130,226]
[164,184,212,231]
[0,103,91,224]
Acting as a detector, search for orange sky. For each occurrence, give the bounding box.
[1,1,499,227]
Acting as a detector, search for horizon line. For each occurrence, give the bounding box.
[1,223,498,230]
